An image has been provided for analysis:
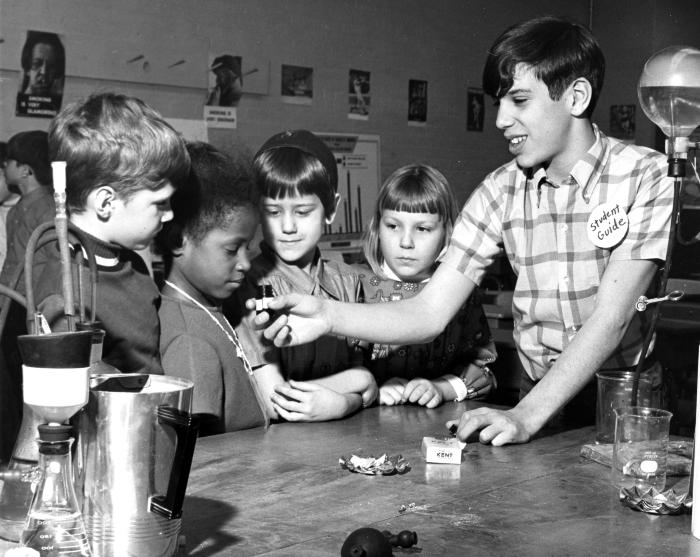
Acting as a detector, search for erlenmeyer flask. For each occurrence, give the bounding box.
[19,424,91,556]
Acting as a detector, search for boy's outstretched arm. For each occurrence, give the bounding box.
[449,259,658,446]
[254,264,476,347]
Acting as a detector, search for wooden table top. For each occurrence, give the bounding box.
[181,401,700,556]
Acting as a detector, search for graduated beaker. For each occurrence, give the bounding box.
[611,406,672,491]
[595,370,659,444]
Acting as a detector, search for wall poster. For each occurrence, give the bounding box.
[281,64,313,105]
[15,30,65,118]
[204,54,243,129]
[316,133,381,264]
[315,132,380,231]
[348,69,370,120]
[408,79,427,126]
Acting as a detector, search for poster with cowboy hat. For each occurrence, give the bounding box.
[204,53,242,128]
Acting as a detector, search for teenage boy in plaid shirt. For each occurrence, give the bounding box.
[254,16,674,445]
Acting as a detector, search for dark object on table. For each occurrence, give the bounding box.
[341,528,392,557]
[340,528,418,557]
[340,527,418,556]
[382,529,418,548]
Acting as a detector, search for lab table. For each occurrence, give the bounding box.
[180,402,700,556]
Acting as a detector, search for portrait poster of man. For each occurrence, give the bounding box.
[348,69,370,120]
[15,30,65,118]
[408,79,427,125]
[204,54,242,129]
[467,88,484,131]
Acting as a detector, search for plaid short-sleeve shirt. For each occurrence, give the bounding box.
[441,127,673,380]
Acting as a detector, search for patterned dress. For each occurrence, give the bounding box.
[354,263,496,385]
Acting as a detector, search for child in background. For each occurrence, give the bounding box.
[356,165,497,407]
[158,142,266,435]
[0,132,57,448]
[0,131,55,291]
[0,141,21,461]
[35,92,190,374]
[0,142,21,272]
[237,129,377,422]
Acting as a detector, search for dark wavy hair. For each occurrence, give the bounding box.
[158,141,258,253]
[482,16,605,117]
[7,130,52,185]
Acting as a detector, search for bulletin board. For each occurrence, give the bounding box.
[316,133,381,237]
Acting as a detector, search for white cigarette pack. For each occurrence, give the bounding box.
[421,436,463,464]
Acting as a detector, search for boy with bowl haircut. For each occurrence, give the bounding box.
[35,92,190,374]
[158,142,267,434]
[256,17,674,444]
[239,129,377,422]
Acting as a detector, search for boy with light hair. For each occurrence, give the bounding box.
[36,92,190,373]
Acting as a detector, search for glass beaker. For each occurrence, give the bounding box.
[611,406,672,492]
[595,370,659,444]
[19,424,92,556]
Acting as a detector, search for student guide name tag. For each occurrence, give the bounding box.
[587,202,628,248]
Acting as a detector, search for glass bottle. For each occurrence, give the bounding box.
[19,424,91,556]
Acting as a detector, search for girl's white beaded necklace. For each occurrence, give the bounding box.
[164,280,254,376]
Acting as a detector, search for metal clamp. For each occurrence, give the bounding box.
[635,290,684,312]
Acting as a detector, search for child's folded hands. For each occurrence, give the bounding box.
[378,377,409,406]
